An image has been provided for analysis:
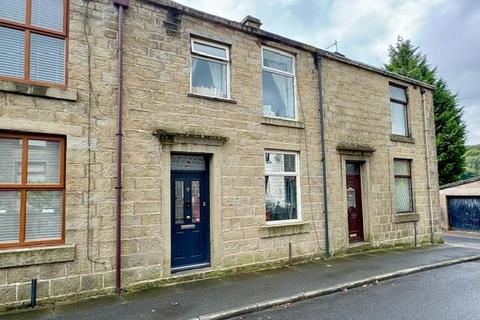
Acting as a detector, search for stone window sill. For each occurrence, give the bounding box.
[390,134,415,144]
[393,212,419,223]
[260,221,310,238]
[0,244,75,268]
[0,80,78,101]
[187,92,237,104]
[261,117,304,129]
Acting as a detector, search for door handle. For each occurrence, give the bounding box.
[185,201,191,208]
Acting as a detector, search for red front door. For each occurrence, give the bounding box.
[346,162,364,243]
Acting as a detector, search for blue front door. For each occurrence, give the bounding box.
[171,172,210,271]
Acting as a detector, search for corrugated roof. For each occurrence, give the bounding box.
[440,176,480,190]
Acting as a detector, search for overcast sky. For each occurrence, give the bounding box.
[178,0,480,145]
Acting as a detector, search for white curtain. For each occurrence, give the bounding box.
[192,58,199,79]
[208,61,225,97]
[192,58,226,98]
[271,73,294,117]
[272,73,288,110]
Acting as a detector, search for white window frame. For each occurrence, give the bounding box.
[264,150,301,225]
[190,38,230,99]
[389,84,409,137]
[393,158,414,214]
[261,46,298,121]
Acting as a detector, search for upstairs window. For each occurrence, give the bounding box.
[190,39,230,99]
[262,48,296,120]
[0,132,66,249]
[394,159,413,213]
[390,84,409,136]
[0,0,68,86]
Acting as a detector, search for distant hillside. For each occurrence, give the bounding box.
[462,145,480,179]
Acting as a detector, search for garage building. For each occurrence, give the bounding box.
[440,177,480,232]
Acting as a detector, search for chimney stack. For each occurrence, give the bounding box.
[241,15,262,29]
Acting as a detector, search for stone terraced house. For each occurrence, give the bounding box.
[0,0,442,308]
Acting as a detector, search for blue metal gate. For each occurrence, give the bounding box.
[448,196,480,232]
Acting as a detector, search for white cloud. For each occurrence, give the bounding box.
[310,0,445,64]
[175,0,479,144]
[178,0,444,64]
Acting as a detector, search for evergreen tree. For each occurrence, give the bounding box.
[385,37,466,185]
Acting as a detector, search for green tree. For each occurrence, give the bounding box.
[462,145,480,179]
[385,37,467,185]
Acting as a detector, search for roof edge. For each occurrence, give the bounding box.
[144,0,435,90]
[440,176,480,190]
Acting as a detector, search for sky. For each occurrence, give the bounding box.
[178,0,480,145]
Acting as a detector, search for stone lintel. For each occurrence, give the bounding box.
[154,129,228,146]
[336,143,376,156]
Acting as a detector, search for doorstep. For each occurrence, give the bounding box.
[346,241,372,254]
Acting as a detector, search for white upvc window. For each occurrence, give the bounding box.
[262,47,297,120]
[190,39,230,99]
[264,150,301,223]
[390,84,409,136]
[394,159,414,213]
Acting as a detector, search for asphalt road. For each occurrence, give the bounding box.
[231,261,480,320]
[2,233,479,320]
[443,232,480,249]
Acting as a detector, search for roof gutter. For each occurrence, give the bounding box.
[113,0,129,295]
[314,52,331,258]
[144,0,435,90]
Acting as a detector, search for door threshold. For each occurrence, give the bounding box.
[348,241,370,247]
[171,262,211,273]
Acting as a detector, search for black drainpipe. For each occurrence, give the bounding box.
[314,52,331,258]
[113,0,128,295]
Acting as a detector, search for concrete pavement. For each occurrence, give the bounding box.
[1,239,480,320]
[232,261,480,320]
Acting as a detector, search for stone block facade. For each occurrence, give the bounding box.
[0,0,441,308]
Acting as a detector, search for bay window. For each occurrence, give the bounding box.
[262,47,296,119]
[0,132,65,249]
[0,0,68,86]
[190,39,230,99]
[265,151,300,222]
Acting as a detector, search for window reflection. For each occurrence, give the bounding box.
[175,180,184,224]
[191,180,200,223]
